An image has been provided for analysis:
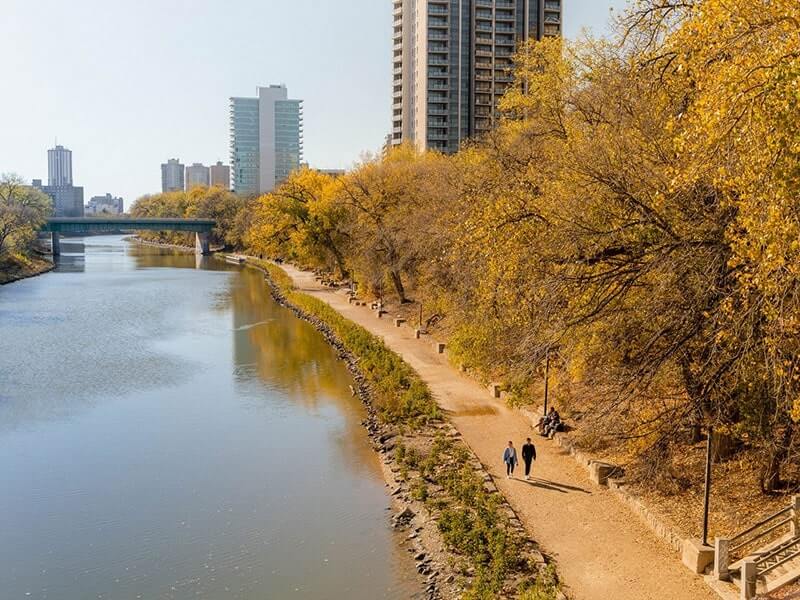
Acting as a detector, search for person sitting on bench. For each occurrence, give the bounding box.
[543,408,562,438]
[538,407,561,438]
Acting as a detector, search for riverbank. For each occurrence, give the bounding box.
[127,236,226,254]
[269,261,721,600]
[247,257,561,600]
[126,236,195,252]
[0,252,54,285]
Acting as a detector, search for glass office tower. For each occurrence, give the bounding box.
[229,97,260,194]
[229,85,303,194]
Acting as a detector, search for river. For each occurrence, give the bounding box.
[0,236,420,599]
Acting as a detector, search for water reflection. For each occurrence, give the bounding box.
[53,254,86,273]
[231,268,350,402]
[128,243,229,272]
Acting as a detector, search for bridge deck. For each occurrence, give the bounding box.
[41,217,216,233]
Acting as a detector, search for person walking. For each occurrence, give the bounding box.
[503,441,518,479]
[522,437,537,480]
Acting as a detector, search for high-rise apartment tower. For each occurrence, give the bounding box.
[391,0,562,153]
[185,163,210,189]
[229,85,304,194]
[48,145,73,186]
[161,158,185,192]
[209,161,231,189]
[35,144,83,217]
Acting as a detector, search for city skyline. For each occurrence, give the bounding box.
[0,0,626,205]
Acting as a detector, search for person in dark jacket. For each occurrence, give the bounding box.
[502,441,518,478]
[521,438,537,480]
[544,409,562,438]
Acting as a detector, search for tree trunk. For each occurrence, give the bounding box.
[761,422,794,494]
[712,432,737,463]
[681,357,711,444]
[329,242,349,280]
[389,269,407,303]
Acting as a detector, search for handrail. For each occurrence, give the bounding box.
[730,516,793,554]
[758,545,800,578]
[755,536,800,568]
[731,506,792,543]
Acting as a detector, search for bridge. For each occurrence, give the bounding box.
[41,217,217,256]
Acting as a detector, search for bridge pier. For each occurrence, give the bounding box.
[51,232,61,256]
[195,232,210,256]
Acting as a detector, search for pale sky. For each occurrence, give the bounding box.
[0,0,626,205]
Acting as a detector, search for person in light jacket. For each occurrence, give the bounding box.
[503,441,518,479]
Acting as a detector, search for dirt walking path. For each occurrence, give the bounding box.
[280,264,718,600]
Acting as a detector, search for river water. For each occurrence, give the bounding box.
[0,236,420,600]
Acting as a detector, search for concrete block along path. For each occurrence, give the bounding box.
[280,264,718,600]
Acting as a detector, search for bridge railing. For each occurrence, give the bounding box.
[41,217,216,234]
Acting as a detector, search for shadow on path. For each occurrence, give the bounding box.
[517,477,593,495]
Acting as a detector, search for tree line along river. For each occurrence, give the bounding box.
[0,235,421,600]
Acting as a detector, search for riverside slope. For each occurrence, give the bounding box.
[278,263,717,600]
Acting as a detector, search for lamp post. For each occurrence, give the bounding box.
[543,351,550,416]
[702,426,714,547]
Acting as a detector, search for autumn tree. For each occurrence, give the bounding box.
[0,174,52,256]
[337,145,440,303]
[246,168,350,277]
[131,187,249,250]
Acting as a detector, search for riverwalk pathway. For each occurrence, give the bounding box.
[279,263,718,600]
